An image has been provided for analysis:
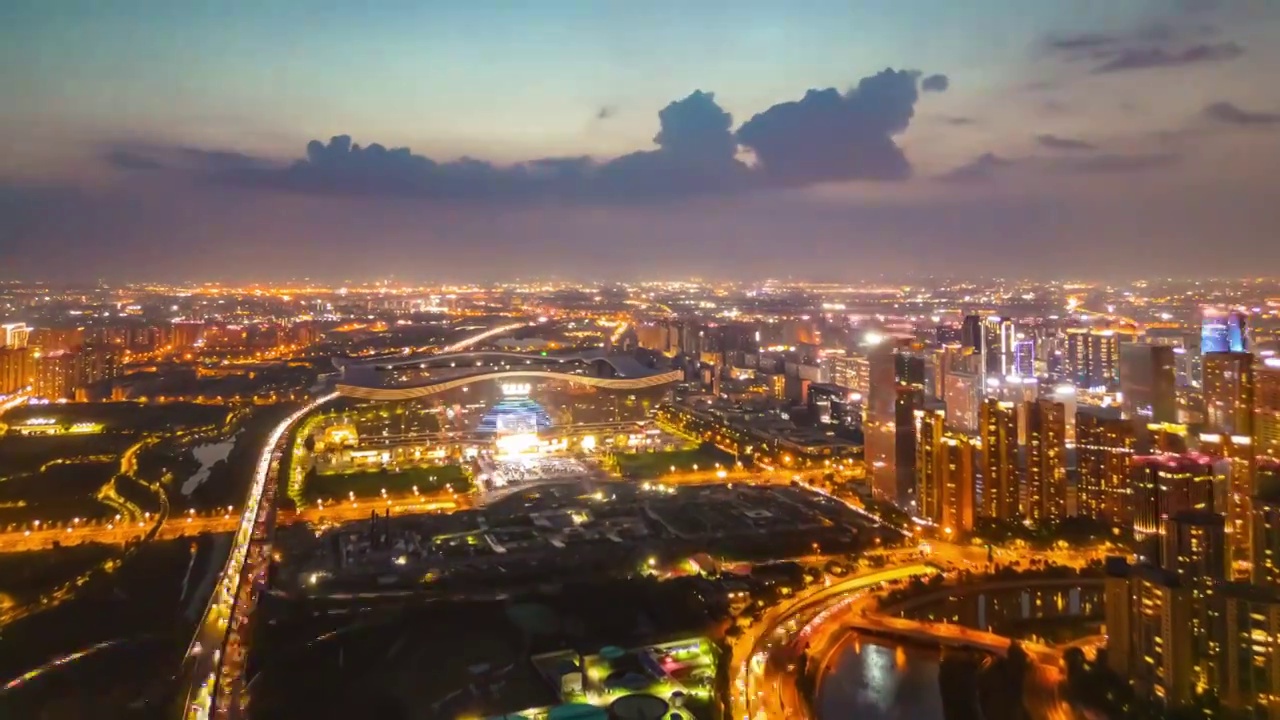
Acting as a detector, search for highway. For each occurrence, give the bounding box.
[439,322,528,354]
[0,492,467,553]
[175,393,337,720]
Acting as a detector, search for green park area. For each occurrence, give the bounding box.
[305,463,473,502]
[610,445,737,479]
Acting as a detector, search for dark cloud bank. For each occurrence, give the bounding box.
[108,69,949,203]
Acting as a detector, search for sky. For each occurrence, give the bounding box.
[2,0,1279,283]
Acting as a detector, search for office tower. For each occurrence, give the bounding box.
[1130,454,1216,540]
[1076,407,1135,526]
[1200,432,1255,580]
[1257,358,1280,461]
[991,317,1015,376]
[1025,398,1067,525]
[1012,337,1035,377]
[894,389,926,508]
[961,315,983,355]
[1203,352,1254,436]
[0,322,30,349]
[867,341,926,507]
[916,409,976,533]
[1064,327,1134,390]
[0,346,34,395]
[979,398,1018,522]
[866,346,899,501]
[943,370,981,435]
[1119,343,1177,423]
[1202,308,1248,354]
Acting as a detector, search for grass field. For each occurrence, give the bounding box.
[305,464,472,502]
[613,445,737,479]
[0,463,118,526]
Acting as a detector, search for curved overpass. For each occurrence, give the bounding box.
[335,368,683,401]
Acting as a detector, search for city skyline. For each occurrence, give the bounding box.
[3,1,1280,281]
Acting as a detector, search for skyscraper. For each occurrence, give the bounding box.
[1203,352,1254,436]
[1201,308,1248,354]
[979,398,1018,522]
[1257,358,1280,461]
[1130,454,1216,540]
[1200,432,1255,580]
[0,346,34,395]
[915,409,976,533]
[1119,343,1177,423]
[1076,407,1135,526]
[1025,397,1067,525]
[1064,327,1134,390]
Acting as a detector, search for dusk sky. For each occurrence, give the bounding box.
[2,0,1279,283]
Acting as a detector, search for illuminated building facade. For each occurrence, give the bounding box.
[0,346,34,395]
[1165,511,1227,692]
[915,408,976,532]
[1222,584,1280,717]
[1076,408,1135,526]
[979,398,1018,522]
[1253,487,1280,592]
[1119,343,1177,423]
[1115,563,1195,706]
[1202,308,1248,354]
[1130,454,1216,540]
[1258,359,1280,461]
[0,322,29,349]
[1024,397,1066,525]
[943,370,981,435]
[1200,432,1256,579]
[1204,351,1254,437]
[1064,327,1134,390]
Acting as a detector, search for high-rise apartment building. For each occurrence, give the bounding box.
[943,370,981,435]
[1203,352,1254,437]
[1025,397,1067,525]
[1076,408,1135,526]
[1119,343,1177,423]
[1257,358,1280,461]
[915,408,976,533]
[0,322,30,349]
[1164,510,1228,692]
[1130,454,1217,540]
[979,398,1018,522]
[1106,562,1194,706]
[1064,327,1135,390]
[1200,432,1255,579]
[0,346,34,395]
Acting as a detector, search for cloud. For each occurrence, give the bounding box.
[937,153,1014,183]
[1036,134,1097,151]
[920,74,949,92]
[1204,101,1280,126]
[596,105,617,121]
[1092,42,1243,73]
[177,68,931,203]
[735,68,921,186]
[1050,152,1179,174]
[105,150,165,171]
[1047,33,1118,51]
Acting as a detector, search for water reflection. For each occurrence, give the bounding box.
[818,636,945,720]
